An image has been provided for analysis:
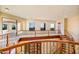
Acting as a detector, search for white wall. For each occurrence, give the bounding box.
[26,19,65,35]
[56,19,64,35]
[26,20,55,30]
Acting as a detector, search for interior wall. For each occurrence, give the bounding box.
[1,5,79,36]
[64,18,68,35]
[56,19,64,35]
[0,12,26,34]
[26,20,56,30]
[26,19,65,35]
[0,13,2,34]
[67,16,79,40]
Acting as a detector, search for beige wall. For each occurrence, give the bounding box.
[64,18,68,35]
[0,13,2,34]
[67,16,79,40]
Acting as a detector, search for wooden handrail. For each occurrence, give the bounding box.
[0,31,77,54]
[66,31,76,53]
[65,31,74,40]
[0,32,14,36]
[18,35,60,42]
[0,30,60,38]
[17,30,57,33]
[0,39,79,52]
[0,33,9,36]
[17,30,60,37]
[0,30,59,37]
[53,46,62,54]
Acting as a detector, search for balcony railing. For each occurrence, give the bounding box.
[0,30,79,54]
[0,37,79,54]
[0,30,60,47]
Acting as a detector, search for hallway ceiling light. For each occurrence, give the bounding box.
[4,8,9,12]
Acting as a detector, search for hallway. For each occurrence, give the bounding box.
[0,5,79,54]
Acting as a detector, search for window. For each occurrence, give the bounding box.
[12,24,16,30]
[2,24,7,30]
[50,24,55,31]
[40,23,46,31]
[29,22,35,31]
[2,18,17,30]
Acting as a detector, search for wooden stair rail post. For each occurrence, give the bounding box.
[35,30,36,37]
[66,31,76,54]
[48,30,49,36]
[0,35,79,54]
[16,20,18,36]
[6,33,11,54]
[6,33,9,46]
[59,35,63,53]
[0,35,2,40]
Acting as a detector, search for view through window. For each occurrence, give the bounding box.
[29,22,35,31]
[50,24,55,31]
[40,23,46,31]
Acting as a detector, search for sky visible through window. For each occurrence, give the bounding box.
[50,24,55,28]
[29,22,35,28]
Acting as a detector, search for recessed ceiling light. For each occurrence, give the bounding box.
[4,8,9,12]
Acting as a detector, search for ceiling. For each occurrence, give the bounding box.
[0,5,79,20]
